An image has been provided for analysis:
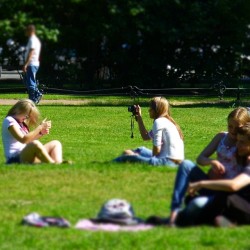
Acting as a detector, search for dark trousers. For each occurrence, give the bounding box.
[223,194,250,225]
[178,190,250,226]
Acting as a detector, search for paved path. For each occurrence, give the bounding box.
[0,99,89,105]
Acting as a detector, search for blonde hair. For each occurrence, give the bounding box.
[149,97,184,140]
[7,99,40,126]
[237,123,250,140]
[236,123,250,166]
[228,107,250,125]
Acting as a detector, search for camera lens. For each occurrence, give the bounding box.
[128,105,137,115]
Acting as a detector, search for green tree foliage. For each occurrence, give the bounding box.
[0,0,250,88]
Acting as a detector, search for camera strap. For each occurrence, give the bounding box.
[130,115,135,138]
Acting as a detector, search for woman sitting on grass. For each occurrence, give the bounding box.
[169,107,250,225]
[114,97,184,166]
[183,123,250,227]
[2,99,64,164]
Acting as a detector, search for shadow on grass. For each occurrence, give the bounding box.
[38,100,246,108]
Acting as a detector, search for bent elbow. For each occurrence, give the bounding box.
[196,157,200,164]
[229,183,239,192]
[142,134,150,141]
[196,156,202,165]
[19,137,29,144]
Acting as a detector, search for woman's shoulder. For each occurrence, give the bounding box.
[4,116,16,122]
[3,116,17,126]
[154,117,171,126]
[212,132,227,143]
[154,117,171,123]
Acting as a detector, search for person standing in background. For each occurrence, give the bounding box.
[23,24,42,104]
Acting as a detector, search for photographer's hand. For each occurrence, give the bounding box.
[135,105,142,117]
[136,106,151,141]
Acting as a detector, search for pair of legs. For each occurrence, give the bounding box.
[20,140,63,164]
[114,147,178,167]
[177,192,250,227]
[24,66,42,104]
[169,160,214,224]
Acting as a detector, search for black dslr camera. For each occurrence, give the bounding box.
[128,105,137,116]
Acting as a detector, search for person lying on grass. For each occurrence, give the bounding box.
[2,99,66,164]
[168,107,250,226]
[114,97,184,166]
[175,123,250,227]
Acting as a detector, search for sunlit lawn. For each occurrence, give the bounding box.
[0,95,249,250]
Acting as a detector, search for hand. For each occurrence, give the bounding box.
[22,64,27,73]
[188,182,201,196]
[40,118,51,135]
[135,105,142,117]
[210,160,226,175]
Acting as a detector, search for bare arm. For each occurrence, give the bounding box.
[153,145,161,156]
[196,133,224,165]
[23,49,34,72]
[188,173,250,195]
[196,132,227,176]
[136,106,151,141]
[8,120,51,144]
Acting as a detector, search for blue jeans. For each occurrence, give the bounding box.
[6,154,21,164]
[25,66,41,102]
[113,146,178,167]
[171,160,205,211]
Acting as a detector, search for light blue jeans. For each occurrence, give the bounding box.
[171,160,200,211]
[25,65,42,102]
[113,146,178,167]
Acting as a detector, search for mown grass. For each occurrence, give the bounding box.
[0,97,249,250]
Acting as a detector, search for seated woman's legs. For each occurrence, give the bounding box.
[123,147,152,157]
[223,194,250,225]
[169,160,197,224]
[44,140,63,164]
[115,147,152,163]
[114,153,151,164]
[175,196,212,226]
[20,140,55,163]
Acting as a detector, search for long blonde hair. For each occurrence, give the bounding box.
[7,99,40,126]
[149,97,184,140]
[228,107,250,125]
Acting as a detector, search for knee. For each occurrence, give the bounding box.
[51,140,62,149]
[185,196,210,215]
[137,146,146,151]
[31,140,43,148]
[179,160,196,172]
[29,140,44,153]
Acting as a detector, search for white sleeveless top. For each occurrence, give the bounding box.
[216,132,241,179]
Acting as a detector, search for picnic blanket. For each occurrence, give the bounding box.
[75,219,153,232]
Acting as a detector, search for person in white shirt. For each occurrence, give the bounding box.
[23,24,42,104]
[114,97,184,166]
[2,99,64,164]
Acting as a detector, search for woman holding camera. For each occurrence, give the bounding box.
[2,99,64,164]
[114,97,184,166]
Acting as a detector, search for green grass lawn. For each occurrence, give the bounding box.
[0,96,249,250]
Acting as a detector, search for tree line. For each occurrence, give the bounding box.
[0,0,250,89]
